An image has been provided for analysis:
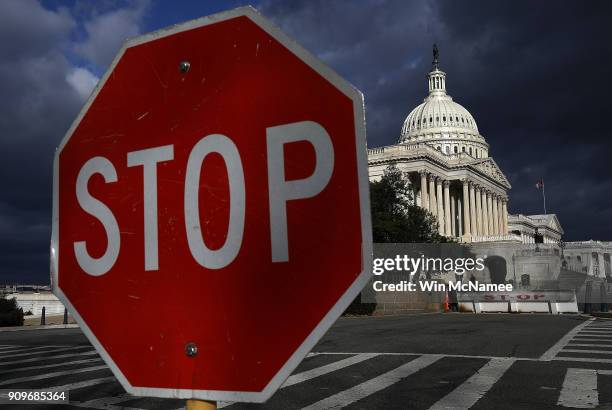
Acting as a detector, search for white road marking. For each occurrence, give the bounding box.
[0,364,108,386]
[553,357,612,364]
[313,352,539,361]
[541,318,594,361]
[283,353,379,387]
[0,345,69,355]
[577,333,612,338]
[0,350,97,366]
[0,357,102,375]
[558,368,598,408]
[46,376,116,392]
[301,354,443,410]
[580,329,612,332]
[428,358,515,410]
[561,349,612,355]
[217,353,381,408]
[567,343,612,348]
[572,338,612,342]
[72,395,144,410]
[73,394,132,408]
[0,346,92,359]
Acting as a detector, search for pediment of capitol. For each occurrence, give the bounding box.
[369,144,511,190]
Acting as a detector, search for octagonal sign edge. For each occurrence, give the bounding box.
[51,5,372,402]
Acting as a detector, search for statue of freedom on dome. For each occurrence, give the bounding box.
[432,44,439,69]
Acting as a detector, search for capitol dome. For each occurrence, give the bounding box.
[399,50,489,159]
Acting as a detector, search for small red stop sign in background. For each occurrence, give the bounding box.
[51,6,371,402]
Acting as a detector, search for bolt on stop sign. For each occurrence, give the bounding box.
[51,6,372,402]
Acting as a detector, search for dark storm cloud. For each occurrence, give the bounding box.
[0,0,82,284]
[0,0,147,283]
[260,0,612,241]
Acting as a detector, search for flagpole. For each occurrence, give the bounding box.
[542,179,547,214]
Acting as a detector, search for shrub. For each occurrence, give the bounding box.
[343,293,376,316]
[0,296,24,327]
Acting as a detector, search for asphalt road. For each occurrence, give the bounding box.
[1,313,610,409]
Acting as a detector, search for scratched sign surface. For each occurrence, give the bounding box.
[51,6,371,402]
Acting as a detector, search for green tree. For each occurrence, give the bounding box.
[370,165,448,243]
[345,165,450,315]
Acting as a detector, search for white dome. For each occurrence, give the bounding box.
[401,88,479,138]
[399,62,489,158]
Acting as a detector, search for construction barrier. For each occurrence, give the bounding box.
[458,290,579,314]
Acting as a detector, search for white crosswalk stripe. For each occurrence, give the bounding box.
[583,327,612,330]
[542,319,612,365]
[0,364,108,386]
[284,352,379,387]
[558,368,599,408]
[0,357,102,375]
[0,345,69,356]
[0,345,92,359]
[567,343,612,348]
[554,357,612,364]
[217,353,380,408]
[74,394,133,409]
[540,318,595,361]
[47,376,117,391]
[572,337,612,342]
[582,326,612,334]
[301,354,443,409]
[577,333,612,338]
[428,358,515,410]
[0,349,98,366]
[561,348,612,355]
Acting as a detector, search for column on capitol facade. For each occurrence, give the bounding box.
[486,191,493,235]
[502,199,509,234]
[443,180,451,236]
[436,178,444,235]
[481,189,489,236]
[450,192,456,236]
[498,196,504,235]
[474,185,482,236]
[498,198,505,235]
[492,193,498,235]
[492,195,499,236]
[457,196,463,236]
[462,179,471,238]
[420,170,429,212]
[429,174,436,217]
[469,182,477,238]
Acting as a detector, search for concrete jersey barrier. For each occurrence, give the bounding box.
[457,290,579,314]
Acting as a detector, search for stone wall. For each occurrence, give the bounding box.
[6,292,65,316]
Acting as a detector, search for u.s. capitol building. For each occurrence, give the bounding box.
[367,47,611,294]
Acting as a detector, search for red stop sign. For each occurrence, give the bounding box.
[51,6,371,402]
